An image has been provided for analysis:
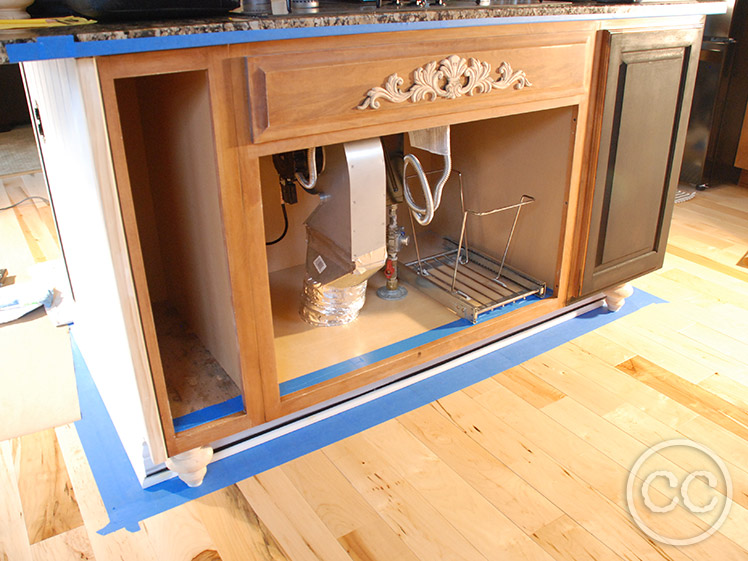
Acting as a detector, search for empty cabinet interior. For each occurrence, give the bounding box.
[112,70,246,433]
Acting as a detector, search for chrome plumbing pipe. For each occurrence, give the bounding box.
[377,204,409,300]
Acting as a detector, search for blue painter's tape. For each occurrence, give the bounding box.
[9,20,493,61]
[5,2,724,63]
[279,292,544,396]
[72,288,664,535]
[162,293,546,433]
[171,395,244,432]
[166,293,547,433]
[4,20,478,61]
[23,35,78,60]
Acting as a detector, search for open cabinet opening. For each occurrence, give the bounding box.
[113,70,245,433]
[261,106,576,397]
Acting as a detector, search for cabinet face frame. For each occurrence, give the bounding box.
[96,49,270,455]
[93,26,598,451]
[231,25,598,421]
[83,16,706,457]
[576,25,702,297]
[242,29,591,145]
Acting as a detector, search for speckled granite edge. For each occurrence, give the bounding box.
[0,0,725,64]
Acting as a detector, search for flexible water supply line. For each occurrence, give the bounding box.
[403,153,452,226]
[296,147,319,191]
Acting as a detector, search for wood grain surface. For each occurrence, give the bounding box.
[3,176,748,559]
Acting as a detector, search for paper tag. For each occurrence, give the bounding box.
[313,255,327,274]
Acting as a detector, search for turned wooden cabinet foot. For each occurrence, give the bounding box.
[604,283,634,312]
[165,446,214,487]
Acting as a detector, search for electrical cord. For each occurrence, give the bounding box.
[266,202,289,246]
[0,195,50,211]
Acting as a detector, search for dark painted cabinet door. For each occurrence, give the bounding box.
[580,28,701,296]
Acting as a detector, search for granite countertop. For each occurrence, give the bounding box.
[0,0,725,64]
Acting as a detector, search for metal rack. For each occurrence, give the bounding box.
[399,170,546,323]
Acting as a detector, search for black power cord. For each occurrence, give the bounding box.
[267,148,324,246]
[266,202,289,246]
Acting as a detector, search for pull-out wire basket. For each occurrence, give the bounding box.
[399,170,546,323]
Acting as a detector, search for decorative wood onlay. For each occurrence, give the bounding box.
[357,55,532,110]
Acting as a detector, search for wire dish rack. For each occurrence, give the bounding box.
[399,170,546,323]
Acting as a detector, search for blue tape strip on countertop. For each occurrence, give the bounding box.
[5,2,725,63]
[72,287,664,535]
[6,19,513,62]
[5,19,515,62]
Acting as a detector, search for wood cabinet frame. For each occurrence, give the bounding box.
[95,49,270,455]
[22,14,705,468]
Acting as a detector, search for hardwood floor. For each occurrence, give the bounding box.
[2,178,748,561]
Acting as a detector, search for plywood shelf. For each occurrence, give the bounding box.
[269,265,458,387]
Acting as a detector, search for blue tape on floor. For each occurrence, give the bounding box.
[71,288,664,535]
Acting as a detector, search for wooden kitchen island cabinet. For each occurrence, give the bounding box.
[15,10,707,487]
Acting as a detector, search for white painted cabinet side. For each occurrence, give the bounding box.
[21,58,167,479]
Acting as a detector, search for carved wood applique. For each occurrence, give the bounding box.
[357,55,532,110]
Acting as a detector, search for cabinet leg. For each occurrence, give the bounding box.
[603,283,634,312]
[165,446,214,487]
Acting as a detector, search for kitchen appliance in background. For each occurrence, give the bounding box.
[63,0,239,20]
[680,0,746,189]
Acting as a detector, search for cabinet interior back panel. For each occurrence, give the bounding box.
[115,71,242,392]
[433,107,574,289]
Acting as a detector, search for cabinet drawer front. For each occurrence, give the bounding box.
[245,31,591,144]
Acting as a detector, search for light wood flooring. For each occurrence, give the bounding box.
[2,176,748,561]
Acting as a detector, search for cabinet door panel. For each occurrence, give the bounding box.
[600,48,682,265]
[581,28,701,295]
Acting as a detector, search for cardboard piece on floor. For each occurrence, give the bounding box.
[0,307,80,441]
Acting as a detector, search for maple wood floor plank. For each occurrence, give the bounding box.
[236,470,354,561]
[617,355,748,443]
[362,420,558,561]
[29,527,95,561]
[326,433,492,561]
[282,451,421,561]
[192,485,289,561]
[0,441,33,561]
[12,429,84,545]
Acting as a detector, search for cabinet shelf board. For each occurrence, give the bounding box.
[270,265,547,397]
